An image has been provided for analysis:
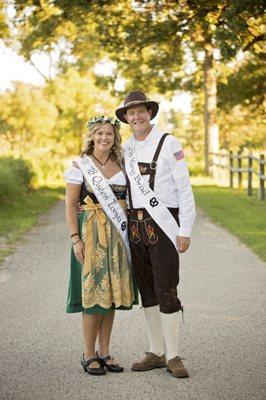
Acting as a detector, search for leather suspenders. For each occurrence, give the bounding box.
[127,133,169,210]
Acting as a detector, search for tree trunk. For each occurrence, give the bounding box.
[203,43,219,175]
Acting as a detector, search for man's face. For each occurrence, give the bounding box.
[124,104,152,135]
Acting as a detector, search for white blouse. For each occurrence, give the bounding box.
[64,163,126,186]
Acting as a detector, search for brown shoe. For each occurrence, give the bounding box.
[132,352,166,371]
[167,356,189,378]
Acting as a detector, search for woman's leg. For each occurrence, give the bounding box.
[98,310,116,364]
[82,312,103,367]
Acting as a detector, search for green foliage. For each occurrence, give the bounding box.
[0,69,120,185]
[218,55,265,111]
[8,0,264,92]
[44,69,119,154]
[0,156,35,204]
[193,185,266,261]
[0,162,17,202]
[0,82,58,149]
[218,106,265,150]
[0,1,10,40]
[172,82,266,152]
[0,156,34,187]
[0,1,264,179]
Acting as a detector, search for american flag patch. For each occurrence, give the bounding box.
[174,150,185,161]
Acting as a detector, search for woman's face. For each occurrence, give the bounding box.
[93,123,115,153]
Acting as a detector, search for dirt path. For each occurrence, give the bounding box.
[0,201,265,400]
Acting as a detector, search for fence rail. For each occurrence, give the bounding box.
[210,150,265,201]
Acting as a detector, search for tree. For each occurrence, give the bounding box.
[0,69,121,184]
[4,0,266,173]
[0,81,58,151]
[0,0,10,40]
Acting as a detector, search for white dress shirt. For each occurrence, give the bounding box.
[123,125,196,237]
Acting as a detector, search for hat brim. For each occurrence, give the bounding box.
[115,100,159,124]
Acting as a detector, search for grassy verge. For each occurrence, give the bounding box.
[193,185,266,262]
[0,187,65,264]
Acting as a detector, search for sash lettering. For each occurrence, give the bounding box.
[75,156,131,262]
[125,139,179,252]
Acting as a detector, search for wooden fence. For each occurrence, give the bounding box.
[210,151,265,201]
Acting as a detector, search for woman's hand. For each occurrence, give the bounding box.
[73,239,85,264]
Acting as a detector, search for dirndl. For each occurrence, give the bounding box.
[66,202,138,315]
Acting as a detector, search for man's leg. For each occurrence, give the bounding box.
[144,305,164,356]
[128,217,166,370]
[147,216,189,378]
[160,310,182,361]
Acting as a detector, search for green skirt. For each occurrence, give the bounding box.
[66,210,138,315]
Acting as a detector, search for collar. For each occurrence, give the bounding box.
[132,125,163,146]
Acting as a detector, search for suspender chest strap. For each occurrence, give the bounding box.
[127,133,169,207]
[149,133,169,190]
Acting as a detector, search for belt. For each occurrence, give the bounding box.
[80,196,126,275]
[127,207,179,221]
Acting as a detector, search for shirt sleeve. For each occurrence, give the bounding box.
[167,136,196,237]
[64,163,83,184]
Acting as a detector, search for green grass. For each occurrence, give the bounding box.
[193,185,266,262]
[0,187,65,264]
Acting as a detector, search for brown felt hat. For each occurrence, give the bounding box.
[115,90,159,124]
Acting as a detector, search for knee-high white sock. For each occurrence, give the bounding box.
[160,311,182,361]
[143,305,164,357]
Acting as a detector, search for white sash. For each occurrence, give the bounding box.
[125,140,179,251]
[75,156,131,262]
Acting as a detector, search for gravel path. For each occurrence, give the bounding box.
[0,201,265,400]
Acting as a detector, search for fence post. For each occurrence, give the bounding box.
[258,155,265,201]
[247,154,253,196]
[229,150,233,188]
[237,150,242,189]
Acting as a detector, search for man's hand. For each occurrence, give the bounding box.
[176,236,190,253]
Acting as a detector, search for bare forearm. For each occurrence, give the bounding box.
[65,183,81,237]
[66,203,79,236]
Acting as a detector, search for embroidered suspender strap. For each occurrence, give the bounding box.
[125,138,179,252]
[149,133,169,191]
[75,156,131,265]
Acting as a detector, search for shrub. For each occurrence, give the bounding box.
[0,157,35,204]
[0,157,34,189]
[0,164,17,204]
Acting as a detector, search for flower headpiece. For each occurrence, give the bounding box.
[87,115,121,129]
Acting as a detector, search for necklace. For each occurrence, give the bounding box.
[92,153,111,169]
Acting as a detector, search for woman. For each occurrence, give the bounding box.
[65,115,137,376]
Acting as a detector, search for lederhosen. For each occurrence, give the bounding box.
[126,134,182,314]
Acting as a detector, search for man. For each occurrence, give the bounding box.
[115,90,195,378]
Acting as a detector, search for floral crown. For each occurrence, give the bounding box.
[87,115,121,129]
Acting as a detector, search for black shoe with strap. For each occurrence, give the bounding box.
[81,354,106,376]
[96,351,124,373]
